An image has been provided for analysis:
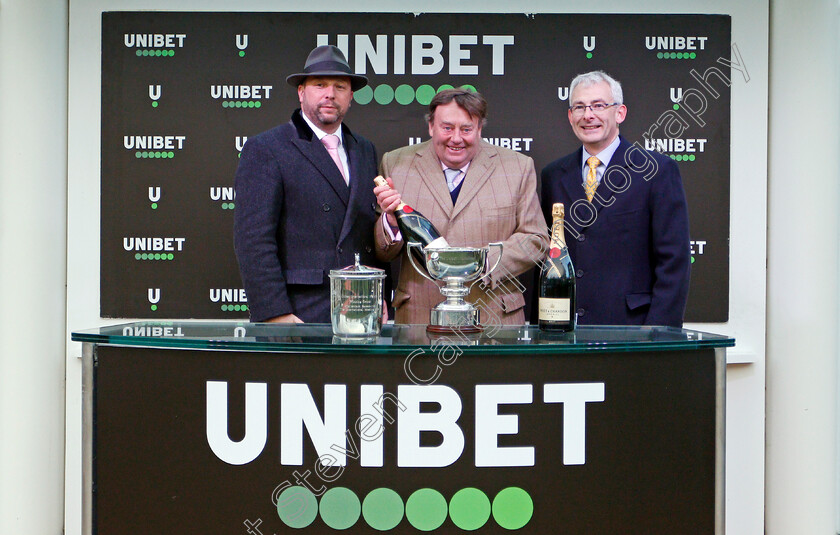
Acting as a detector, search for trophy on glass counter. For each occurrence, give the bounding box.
[406,242,503,333]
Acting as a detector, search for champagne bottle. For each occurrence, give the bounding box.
[538,203,576,332]
[373,176,449,250]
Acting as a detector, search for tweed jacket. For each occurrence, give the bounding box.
[374,140,548,326]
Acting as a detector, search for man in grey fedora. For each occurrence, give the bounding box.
[234,45,385,323]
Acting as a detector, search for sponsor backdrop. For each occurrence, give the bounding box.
[92,342,720,534]
[101,12,730,321]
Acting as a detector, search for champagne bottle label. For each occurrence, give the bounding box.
[538,297,571,321]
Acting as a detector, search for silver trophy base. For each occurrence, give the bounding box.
[427,306,483,334]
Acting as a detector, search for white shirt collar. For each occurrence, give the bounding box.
[581,135,621,174]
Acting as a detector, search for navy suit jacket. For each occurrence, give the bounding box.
[234,109,382,322]
[540,136,690,327]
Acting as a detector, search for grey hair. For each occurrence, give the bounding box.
[569,71,624,105]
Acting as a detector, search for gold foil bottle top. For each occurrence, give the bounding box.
[373,176,386,187]
[552,203,565,221]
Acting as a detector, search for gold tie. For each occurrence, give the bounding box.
[585,156,600,202]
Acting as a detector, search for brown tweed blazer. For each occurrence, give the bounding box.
[374,140,549,326]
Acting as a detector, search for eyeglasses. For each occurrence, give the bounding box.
[570,102,618,116]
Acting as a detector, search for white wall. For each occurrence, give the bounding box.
[0,0,68,533]
[766,0,840,532]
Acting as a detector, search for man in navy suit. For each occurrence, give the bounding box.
[540,71,690,327]
[234,45,382,323]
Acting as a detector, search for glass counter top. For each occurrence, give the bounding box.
[72,322,735,355]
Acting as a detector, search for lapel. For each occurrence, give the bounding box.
[412,142,456,217]
[337,124,365,245]
[560,136,632,224]
[451,143,496,221]
[559,147,587,206]
[289,110,351,208]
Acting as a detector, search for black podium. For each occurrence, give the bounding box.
[74,322,733,534]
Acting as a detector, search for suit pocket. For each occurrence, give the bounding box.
[500,291,525,313]
[625,292,651,311]
[392,289,410,309]
[285,269,325,285]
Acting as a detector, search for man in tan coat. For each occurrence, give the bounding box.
[374,88,548,326]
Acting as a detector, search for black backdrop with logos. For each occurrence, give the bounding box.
[101,12,730,321]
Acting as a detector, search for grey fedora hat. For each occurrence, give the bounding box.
[286,45,368,91]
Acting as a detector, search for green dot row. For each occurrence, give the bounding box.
[135,49,175,57]
[221,304,248,311]
[354,84,477,106]
[135,151,175,159]
[656,51,697,59]
[669,154,697,161]
[277,486,532,531]
[220,203,235,209]
[221,101,263,108]
[134,253,175,260]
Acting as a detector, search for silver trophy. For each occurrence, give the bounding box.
[406,242,503,333]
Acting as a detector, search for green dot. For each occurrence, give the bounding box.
[493,487,533,530]
[150,304,157,311]
[168,151,174,158]
[671,52,678,59]
[460,84,477,93]
[157,50,164,57]
[673,103,680,110]
[437,84,454,93]
[319,487,361,529]
[152,101,158,108]
[416,85,436,105]
[169,50,175,57]
[656,52,663,59]
[669,154,676,159]
[221,202,228,210]
[277,486,318,528]
[167,253,174,260]
[691,256,696,264]
[239,51,245,57]
[690,52,697,59]
[689,154,696,161]
[449,488,490,530]
[676,52,684,59]
[362,488,403,530]
[249,101,256,108]
[222,101,229,108]
[140,253,148,260]
[243,304,248,311]
[374,84,395,105]
[134,253,141,260]
[221,304,228,311]
[229,202,235,209]
[255,101,261,108]
[586,52,593,59]
[395,84,415,105]
[406,489,447,531]
[354,86,374,105]
[135,50,142,57]
[151,203,158,209]
[135,151,142,158]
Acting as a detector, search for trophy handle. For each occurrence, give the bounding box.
[468,241,504,292]
[406,242,438,283]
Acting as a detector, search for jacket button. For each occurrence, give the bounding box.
[577,308,585,317]
[322,203,331,212]
[576,269,584,278]
[577,234,586,242]
[337,247,343,254]
[371,202,378,212]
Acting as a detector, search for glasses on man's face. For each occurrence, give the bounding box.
[570,102,618,116]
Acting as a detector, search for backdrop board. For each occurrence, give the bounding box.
[78,322,731,534]
[101,12,731,321]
